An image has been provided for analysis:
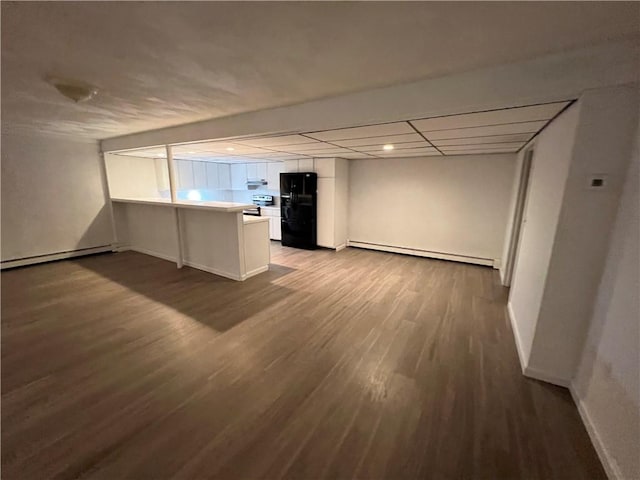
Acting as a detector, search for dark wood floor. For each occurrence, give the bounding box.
[2,243,604,480]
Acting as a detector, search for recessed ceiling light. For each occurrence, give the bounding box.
[383,144,394,151]
[188,151,196,154]
[226,147,235,151]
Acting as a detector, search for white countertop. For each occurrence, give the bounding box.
[111,197,253,213]
[242,215,270,225]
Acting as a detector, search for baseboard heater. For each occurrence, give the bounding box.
[1,245,113,270]
[347,240,496,267]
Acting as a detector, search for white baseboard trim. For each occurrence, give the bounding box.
[118,246,264,282]
[507,301,527,373]
[335,243,347,252]
[1,245,113,269]
[523,366,570,388]
[506,302,570,387]
[182,260,243,281]
[244,265,269,279]
[348,241,494,267]
[499,267,507,286]
[121,246,177,264]
[570,385,620,480]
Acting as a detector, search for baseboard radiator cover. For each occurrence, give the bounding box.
[1,245,113,270]
[347,240,496,267]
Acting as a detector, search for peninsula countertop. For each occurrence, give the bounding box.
[111,197,254,213]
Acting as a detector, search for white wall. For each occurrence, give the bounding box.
[499,151,525,284]
[507,104,581,366]
[348,154,516,264]
[333,157,349,248]
[104,153,168,199]
[1,133,112,263]
[528,86,639,382]
[102,40,638,153]
[571,117,639,480]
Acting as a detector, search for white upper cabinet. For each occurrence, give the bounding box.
[267,162,284,190]
[230,163,247,190]
[192,161,207,189]
[176,160,194,189]
[246,163,258,180]
[283,159,298,173]
[298,158,314,172]
[256,163,267,181]
[218,164,231,189]
[206,162,219,189]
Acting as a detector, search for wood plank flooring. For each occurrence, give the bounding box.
[1,244,605,479]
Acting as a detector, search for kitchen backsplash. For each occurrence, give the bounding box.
[174,187,280,206]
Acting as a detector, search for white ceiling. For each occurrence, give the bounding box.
[115,100,570,161]
[2,2,638,140]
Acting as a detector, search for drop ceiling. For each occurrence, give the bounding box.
[2,2,638,140]
[114,100,571,162]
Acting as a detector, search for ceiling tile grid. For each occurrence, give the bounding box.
[113,100,571,162]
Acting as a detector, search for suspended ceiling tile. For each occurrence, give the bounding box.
[240,154,308,161]
[423,120,546,140]
[353,140,431,153]
[440,147,519,155]
[310,151,352,158]
[270,154,312,160]
[242,151,291,158]
[236,134,316,147]
[272,144,336,153]
[376,147,441,157]
[432,133,532,146]
[172,140,239,153]
[306,122,414,142]
[292,145,352,152]
[441,142,524,151]
[337,152,376,159]
[411,101,570,132]
[331,133,423,147]
[200,146,270,155]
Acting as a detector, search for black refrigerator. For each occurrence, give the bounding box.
[280,172,317,249]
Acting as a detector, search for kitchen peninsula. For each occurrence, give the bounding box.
[111,197,270,281]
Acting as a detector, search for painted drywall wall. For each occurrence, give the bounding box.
[334,158,349,248]
[104,153,169,199]
[499,151,525,285]
[572,122,639,480]
[101,40,638,153]
[348,154,516,263]
[507,104,580,367]
[528,85,639,383]
[1,133,112,262]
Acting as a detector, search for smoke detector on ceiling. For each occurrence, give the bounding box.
[46,76,99,103]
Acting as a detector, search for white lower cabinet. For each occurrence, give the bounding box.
[267,162,284,189]
[270,217,282,241]
[261,207,281,241]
